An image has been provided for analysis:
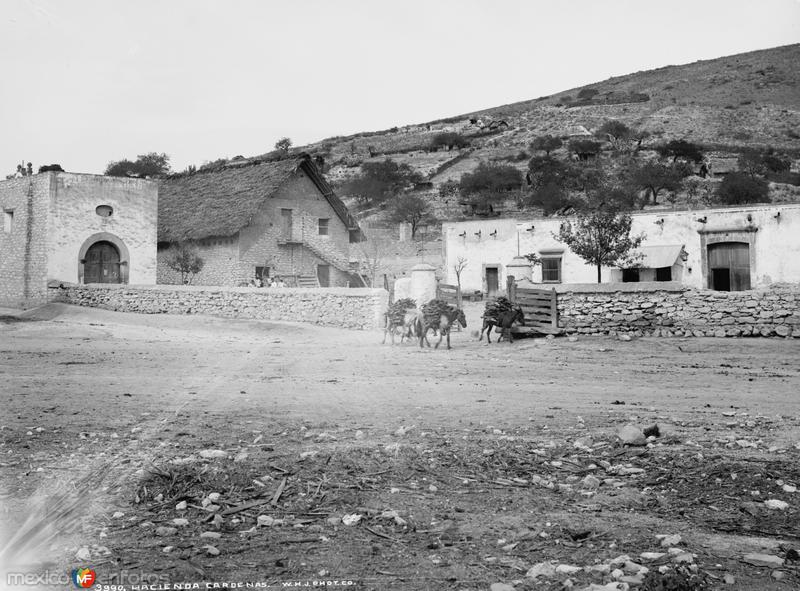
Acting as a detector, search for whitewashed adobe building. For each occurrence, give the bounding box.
[443,203,800,295]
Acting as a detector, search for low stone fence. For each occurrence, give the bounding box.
[49,284,389,330]
[556,282,799,337]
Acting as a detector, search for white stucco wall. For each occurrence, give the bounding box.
[47,173,158,284]
[443,204,800,292]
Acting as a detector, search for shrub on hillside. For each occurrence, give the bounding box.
[657,139,704,164]
[568,139,603,160]
[717,172,770,205]
[459,162,523,210]
[530,135,563,156]
[430,132,470,151]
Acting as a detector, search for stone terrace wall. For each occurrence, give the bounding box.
[556,283,799,337]
[50,284,388,330]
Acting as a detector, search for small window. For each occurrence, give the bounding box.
[622,268,640,282]
[656,266,672,281]
[95,205,113,217]
[318,218,330,236]
[541,257,562,283]
[255,266,270,280]
[3,210,13,233]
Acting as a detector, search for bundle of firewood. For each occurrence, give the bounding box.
[483,296,513,321]
[385,298,416,325]
[421,299,455,327]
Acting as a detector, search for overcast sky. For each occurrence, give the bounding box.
[1,0,798,174]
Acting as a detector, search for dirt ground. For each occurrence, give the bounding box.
[1,303,798,590]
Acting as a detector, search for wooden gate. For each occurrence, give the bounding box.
[506,276,560,335]
[436,282,461,307]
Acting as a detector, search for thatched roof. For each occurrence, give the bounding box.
[158,155,360,242]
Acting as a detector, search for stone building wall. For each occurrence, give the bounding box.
[158,172,355,287]
[556,283,800,337]
[48,174,158,285]
[50,284,388,330]
[157,235,240,285]
[238,172,352,286]
[0,176,51,306]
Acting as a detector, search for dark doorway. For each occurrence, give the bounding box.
[708,242,750,291]
[656,266,672,281]
[485,267,499,297]
[317,264,330,287]
[84,241,121,284]
[622,268,640,283]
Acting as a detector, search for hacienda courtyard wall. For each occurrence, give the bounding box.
[50,284,388,330]
[553,283,800,337]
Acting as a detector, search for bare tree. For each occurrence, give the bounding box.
[453,256,468,307]
[354,231,394,287]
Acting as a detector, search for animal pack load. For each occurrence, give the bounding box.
[479,297,524,343]
[482,296,513,322]
[386,298,416,325]
[382,298,417,345]
[418,299,467,349]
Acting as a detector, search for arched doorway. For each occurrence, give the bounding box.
[84,241,122,283]
[708,242,750,291]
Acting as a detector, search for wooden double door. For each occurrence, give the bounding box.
[708,242,750,291]
[84,241,121,283]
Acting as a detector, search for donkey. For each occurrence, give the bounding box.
[479,306,525,344]
[383,309,417,345]
[418,308,467,350]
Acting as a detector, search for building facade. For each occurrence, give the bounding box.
[157,155,362,287]
[443,203,800,294]
[0,173,158,306]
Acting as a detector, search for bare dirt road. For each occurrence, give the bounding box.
[1,303,798,590]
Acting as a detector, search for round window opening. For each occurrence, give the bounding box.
[96,205,113,217]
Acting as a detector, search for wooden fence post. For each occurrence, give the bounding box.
[550,287,558,329]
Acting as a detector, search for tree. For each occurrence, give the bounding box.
[353,231,394,287]
[525,182,572,215]
[342,159,422,207]
[164,243,204,284]
[38,164,64,173]
[556,209,645,283]
[459,162,522,211]
[530,135,563,156]
[453,256,468,307]
[595,120,634,150]
[762,150,791,174]
[568,139,602,161]
[527,155,569,190]
[657,140,704,164]
[388,194,435,239]
[430,132,470,151]
[717,172,770,205]
[629,162,684,205]
[274,137,292,154]
[105,152,171,177]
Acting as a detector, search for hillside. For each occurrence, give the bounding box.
[191,44,800,229]
[283,44,798,222]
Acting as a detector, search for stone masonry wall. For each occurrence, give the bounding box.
[557,284,800,338]
[50,284,388,330]
[0,175,51,307]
